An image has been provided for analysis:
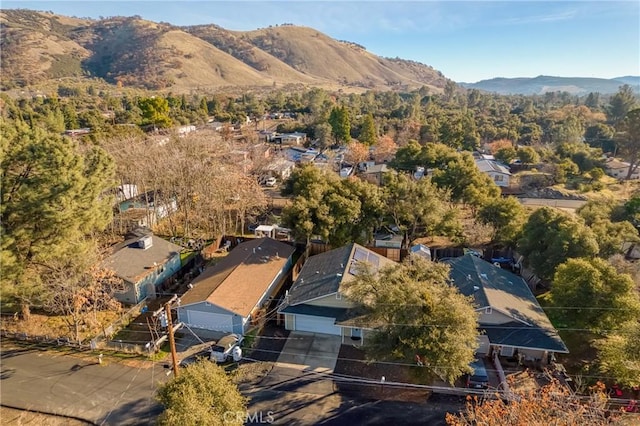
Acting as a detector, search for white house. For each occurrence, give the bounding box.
[475,158,511,187]
[605,158,640,180]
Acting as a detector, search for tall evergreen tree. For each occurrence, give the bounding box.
[1,120,115,317]
[328,106,351,144]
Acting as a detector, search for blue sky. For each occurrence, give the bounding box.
[4,1,639,82]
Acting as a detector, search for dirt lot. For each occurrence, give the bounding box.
[333,344,432,402]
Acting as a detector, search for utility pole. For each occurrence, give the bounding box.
[165,299,179,378]
[153,294,180,378]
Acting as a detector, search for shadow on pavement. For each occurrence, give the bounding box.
[97,397,163,426]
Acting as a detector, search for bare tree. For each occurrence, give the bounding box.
[43,246,124,343]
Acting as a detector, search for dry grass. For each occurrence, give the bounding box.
[1,10,449,92]
[0,311,120,341]
[0,407,91,426]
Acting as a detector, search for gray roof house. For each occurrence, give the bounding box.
[475,158,511,187]
[103,231,183,305]
[278,243,395,345]
[444,254,568,362]
[177,238,295,335]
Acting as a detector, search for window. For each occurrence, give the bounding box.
[484,307,492,314]
[494,175,503,182]
[336,292,342,300]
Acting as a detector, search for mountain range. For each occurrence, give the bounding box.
[0,9,449,93]
[1,9,637,95]
[461,75,640,95]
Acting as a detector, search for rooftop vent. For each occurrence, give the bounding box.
[137,235,153,249]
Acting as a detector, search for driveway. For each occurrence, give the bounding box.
[275,332,341,373]
[256,332,341,396]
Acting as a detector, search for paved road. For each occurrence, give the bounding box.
[1,345,464,425]
[0,346,166,425]
[244,374,464,426]
[518,198,587,211]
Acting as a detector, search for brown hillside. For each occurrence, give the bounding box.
[0,10,91,88]
[185,24,321,85]
[240,26,448,91]
[0,10,452,93]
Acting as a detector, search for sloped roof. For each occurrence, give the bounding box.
[445,254,568,353]
[475,158,511,175]
[286,243,396,306]
[102,235,182,284]
[605,158,632,170]
[410,244,432,259]
[179,238,295,316]
[362,164,391,174]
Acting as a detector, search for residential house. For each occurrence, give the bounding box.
[604,158,640,180]
[262,158,296,180]
[113,184,139,203]
[475,158,511,187]
[359,163,395,186]
[177,238,296,334]
[103,231,183,304]
[444,254,568,363]
[279,244,395,345]
[118,190,178,227]
[272,132,307,145]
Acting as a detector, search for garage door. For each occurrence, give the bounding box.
[295,314,341,336]
[187,310,233,333]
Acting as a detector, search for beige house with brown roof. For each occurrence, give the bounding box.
[177,238,296,334]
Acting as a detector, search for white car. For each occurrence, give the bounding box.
[264,177,277,187]
[209,333,243,363]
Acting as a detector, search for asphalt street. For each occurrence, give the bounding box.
[0,346,166,425]
[1,345,465,425]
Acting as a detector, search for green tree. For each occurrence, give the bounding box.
[328,106,351,144]
[614,108,640,180]
[584,123,615,151]
[589,219,639,258]
[595,320,640,388]
[516,146,540,165]
[1,120,115,317]
[584,92,600,109]
[607,84,637,124]
[494,147,517,165]
[139,97,172,129]
[156,360,247,426]
[313,122,333,150]
[383,173,460,245]
[281,166,381,246]
[549,258,640,333]
[342,257,479,384]
[477,196,527,244]
[517,207,599,281]
[358,113,377,146]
